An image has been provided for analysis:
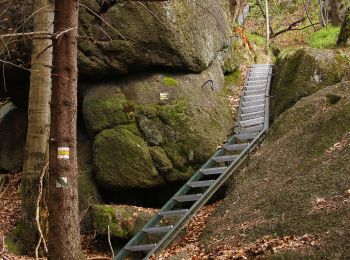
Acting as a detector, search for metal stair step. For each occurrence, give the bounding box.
[212,155,238,162]
[239,124,264,134]
[248,76,267,81]
[223,143,249,151]
[241,110,264,120]
[174,193,202,202]
[234,132,259,141]
[247,79,268,84]
[200,166,227,175]
[125,244,156,252]
[242,104,265,114]
[243,94,265,102]
[245,84,266,89]
[142,225,173,234]
[239,117,265,128]
[245,89,266,96]
[187,180,215,188]
[158,209,188,217]
[243,99,265,107]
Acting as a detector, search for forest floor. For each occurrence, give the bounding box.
[0,174,320,260]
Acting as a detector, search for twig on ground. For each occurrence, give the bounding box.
[34,162,49,259]
[107,225,114,258]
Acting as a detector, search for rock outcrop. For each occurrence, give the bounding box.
[271,48,350,119]
[83,61,233,191]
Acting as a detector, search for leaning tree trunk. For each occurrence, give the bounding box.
[48,0,84,259]
[337,9,350,47]
[21,0,53,252]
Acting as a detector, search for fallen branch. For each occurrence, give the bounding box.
[35,162,49,259]
[0,31,53,38]
[271,17,307,38]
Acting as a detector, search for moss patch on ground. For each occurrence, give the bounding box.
[308,26,340,49]
[201,82,350,258]
[90,204,156,239]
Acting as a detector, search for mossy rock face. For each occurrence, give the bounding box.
[84,61,233,191]
[271,48,350,119]
[201,82,350,258]
[83,94,134,135]
[149,146,173,174]
[90,204,157,239]
[77,0,234,77]
[93,124,163,190]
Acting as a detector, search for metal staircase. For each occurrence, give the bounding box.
[114,64,273,260]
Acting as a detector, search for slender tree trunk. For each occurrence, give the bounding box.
[21,0,53,252]
[48,0,84,259]
[265,0,270,52]
[329,0,341,26]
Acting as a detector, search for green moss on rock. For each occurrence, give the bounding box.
[93,124,163,190]
[271,48,350,119]
[83,95,134,135]
[90,204,156,239]
[149,146,173,174]
[163,77,180,87]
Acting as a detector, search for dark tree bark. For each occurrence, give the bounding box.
[337,9,350,47]
[48,0,84,259]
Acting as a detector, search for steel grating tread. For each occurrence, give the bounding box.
[242,104,265,114]
[142,225,173,234]
[158,209,188,217]
[187,180,215,188]
[200,166,227,175]
[125,244,156,252]
[241,110,265,120]
[223,143,249,151]
[234,132,259,141]
[238,124,264,134]
[242,99,265,107]
[212,155,238,162]
[243,94,266,102]
[245,89,266,96]
[173,194,202,202]
[239,117,265,128]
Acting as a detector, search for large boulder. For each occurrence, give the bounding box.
[1,0,235,78]
[78,0,234,77]
[271,48,350,119]
[0,102,26,172]
[201,82,350,258]
[83,61,233,191]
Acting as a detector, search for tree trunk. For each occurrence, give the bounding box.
[337,9,350,47]
[330,0,341,26]
[48,0,83,259]
[21,0,53,252]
